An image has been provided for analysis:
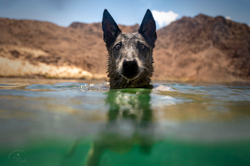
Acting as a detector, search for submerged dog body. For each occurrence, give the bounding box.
[102,9,157,89]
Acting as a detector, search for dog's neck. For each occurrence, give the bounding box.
[109,75,153,89]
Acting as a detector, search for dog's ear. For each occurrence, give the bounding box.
[138,9,157,48]
[102,9,121,49]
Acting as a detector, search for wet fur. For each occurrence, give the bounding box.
[102,9,157,89]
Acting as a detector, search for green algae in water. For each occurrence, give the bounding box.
[1,139,250,166]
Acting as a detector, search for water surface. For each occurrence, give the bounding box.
[0,78,250,166]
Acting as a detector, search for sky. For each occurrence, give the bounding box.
[0,0,249,29]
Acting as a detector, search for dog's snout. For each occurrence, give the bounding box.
[122,59,139,79]
[123,59,138,70]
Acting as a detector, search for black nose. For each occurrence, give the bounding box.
[123,59,138,69]
[122,59,139,79]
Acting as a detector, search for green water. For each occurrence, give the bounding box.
[0,78,250,166]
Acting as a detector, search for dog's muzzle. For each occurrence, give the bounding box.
[121,59,139,80]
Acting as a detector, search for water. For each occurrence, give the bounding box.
[0,78,250,166]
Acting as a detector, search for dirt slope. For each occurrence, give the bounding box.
[0,15,249,82]
[154,14,250,82]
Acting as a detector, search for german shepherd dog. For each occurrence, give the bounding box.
[102,9,157,89]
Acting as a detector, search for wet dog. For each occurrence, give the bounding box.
[102,9,157,89]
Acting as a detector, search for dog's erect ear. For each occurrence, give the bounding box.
[102,9,121,49]
[138,9,157,48]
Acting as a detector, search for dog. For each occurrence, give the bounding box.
[102,9,157,89]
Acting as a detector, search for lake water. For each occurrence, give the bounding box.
[0,78,250,166]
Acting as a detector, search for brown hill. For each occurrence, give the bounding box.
[0,15,250,82]
[154,14,250,82]
[0,18,139,79]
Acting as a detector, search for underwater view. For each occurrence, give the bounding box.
[0,78,250,166]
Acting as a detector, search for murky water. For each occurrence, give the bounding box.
[0,78,250,166]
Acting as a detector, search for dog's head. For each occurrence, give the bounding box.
[102,9,157,89]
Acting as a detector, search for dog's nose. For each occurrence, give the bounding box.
[122,59,139,79]
[123,59,138,70]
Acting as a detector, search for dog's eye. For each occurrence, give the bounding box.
[139,44,145,50]
[114,44,121,50]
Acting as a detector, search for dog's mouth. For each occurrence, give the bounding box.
[122,68,140,80]
[121,72,140,82]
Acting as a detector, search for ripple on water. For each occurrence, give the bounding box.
[25,82,110,91]
[167,83,250,102]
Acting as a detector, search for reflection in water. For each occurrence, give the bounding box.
[67,89,154,166]
[85,89,154,166]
